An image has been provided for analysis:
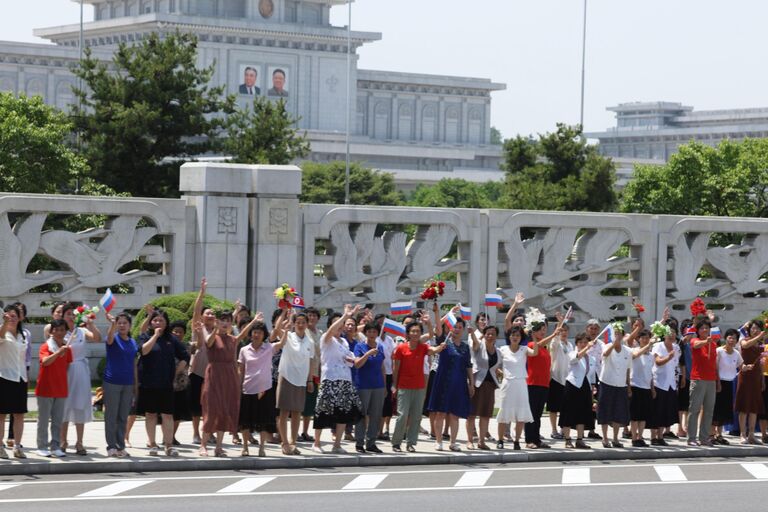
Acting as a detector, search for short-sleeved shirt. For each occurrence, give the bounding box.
[393,342,430,389]
[526,343,551,387]
[599,344,632,388]
[690,339,718,381]
[278,331,314,386]
[104,334,139,386]
[239,342,274,395]
[716,346,743,382]
[652,343,680,391]
[137,333,190,389]
[35,342,73,398]
[353,341,385,389]
[630,350,653,389]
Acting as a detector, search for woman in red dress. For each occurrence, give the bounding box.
[735,320,766,444]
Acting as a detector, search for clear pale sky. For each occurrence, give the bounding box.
[4,0,768,139]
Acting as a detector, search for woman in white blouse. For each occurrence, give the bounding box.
[648,326,681,446]
[559,332,595,449]
[0,305,29,459]
[713,329,743,444]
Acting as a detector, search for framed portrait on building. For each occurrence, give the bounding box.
[237,64,262,96]
[266,66,289,98]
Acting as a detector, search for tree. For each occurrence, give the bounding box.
[620,139,768,217]
[223,96,309,164]
[300,161,403,205]
[490,126,503,145]
[0,92,87,193]
[72,32,235,198]
[408,178,504,209]
[501,123,617,212]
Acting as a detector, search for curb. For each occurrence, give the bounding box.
[2,445,767,476]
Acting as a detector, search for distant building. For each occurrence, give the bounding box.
[0,0,506,190]
[587,101,768,186]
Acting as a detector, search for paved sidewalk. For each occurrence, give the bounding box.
[2,416,768,475]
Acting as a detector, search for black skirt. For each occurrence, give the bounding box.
[596,383,630,426]
[314,380,363,429]
[547,379,566,413]
[713,379,735,425]
[559,379,594,430]
[382,374,394,417]
[677,380,690,411]
[238,387,277,433]
[136,387,174,415]
[188,373,204,416]
[648,387,678,429]
[0,377,28,414]
[629,386,652,422]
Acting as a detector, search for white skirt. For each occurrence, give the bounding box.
[63,359,93,423]
[496,378,533,424]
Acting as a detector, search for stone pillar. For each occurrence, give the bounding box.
[247,165,303,314]
[179,162,253,302]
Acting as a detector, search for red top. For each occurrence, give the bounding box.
[690,339,718,381]
[35,343,72,398]
[526,343,551,387]
[393,342,430,389]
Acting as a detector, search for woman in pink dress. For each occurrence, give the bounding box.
[196,311,247,457]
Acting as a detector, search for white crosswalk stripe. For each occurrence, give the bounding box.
[562,467,590,484]
[654,465,687,482]
[342,474,389,490]
[741,463,768,479]
[78,480,154,497]
[454,470,493,487]
[217,477,276,493]
[0,485,19,492]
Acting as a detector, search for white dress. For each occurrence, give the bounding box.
[496,345,534,424]
[63,327,93,423]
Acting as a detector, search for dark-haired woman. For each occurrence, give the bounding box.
[559,332,595,449]
[103,311,139,457]
[0,305,29,459]
[238,316,274,457]
[61,302,102,455]
[496,326,538,450]
[713,329,742,444]
[198,311,249,457]
[735,320,766,444]
[353,323,386,453]
[467,325,502,450]
[137,309,190,456]
[687,318,718,446]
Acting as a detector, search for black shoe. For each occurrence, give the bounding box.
[406,445,416,453]
[587,431,602,440]
[622,431,632,439]
[513,441,521,451]
[392,445,402,453]
[172,438,181,446]
[650,438,662,446]
[538,442,551,449]
[663,431,678,439]
[575,439,590,450]
[355,445,366,454]
[299,433,314,442]
[366,445,383,454]
[496,441,504,449]
[631,439,646,447]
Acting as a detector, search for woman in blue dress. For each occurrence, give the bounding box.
[427,315,474,451]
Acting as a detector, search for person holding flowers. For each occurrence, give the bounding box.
[648,322,681,446]
[559,332,595,449]
[687,309,719,447]
[60,302,102,455]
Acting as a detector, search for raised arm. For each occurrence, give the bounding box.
[504,292,525,333]
[632,341,653,359]
[139,303,154,335]
[191,277,207,325]
[105,312,118,346]
[741,324,765,350]
[469,327,481,352]
[234,312,263,343]
[83,317,102,342]
[325,304,360,343]
[624,319,644,346]
[536,324,563,347]
[141,325,164,355]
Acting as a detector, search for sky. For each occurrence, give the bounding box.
[4,1,768,139]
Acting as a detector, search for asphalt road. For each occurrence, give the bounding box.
[0,458,765,511]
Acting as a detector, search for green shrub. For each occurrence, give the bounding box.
[128,294,234,341]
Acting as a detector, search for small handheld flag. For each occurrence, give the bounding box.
[443,311,458,330]
[710,326,721,341]
[685,326,697,337]
[382,318,406,338]
[739,326,749,339]
[390,301,412,316]
[563,306,574,323]
[601,324,616,345]
[99,288,116,313]
[459,304,472,322]
[291,295,305,309]
[484,293,503,307]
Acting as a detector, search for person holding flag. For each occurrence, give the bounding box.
[734,319,766,444]
[687,317,719,446]
[467,324,502,450]
[352,323,386,453]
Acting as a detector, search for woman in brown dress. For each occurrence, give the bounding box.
[734,319,766,444]
[197,311,248,457]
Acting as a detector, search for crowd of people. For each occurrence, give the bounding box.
[1,283,768,460]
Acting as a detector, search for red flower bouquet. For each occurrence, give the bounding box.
[274,283,297,309]
[631,297,646,314]
[690,297,707,317]
[420,280,445,301]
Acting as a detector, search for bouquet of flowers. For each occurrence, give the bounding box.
[650,321,672,339]
[690,298,707,317]
[525,307,547,331]
[420,280,445,301]
[74,305,99,326]
[612,321,626,334]
[274,283,297,309]
[631,297,645,314]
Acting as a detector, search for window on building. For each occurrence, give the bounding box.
[222,0,245,17]
[285,1,298,22]
[141,1,153,14]
[302,3,321,24]
[195,0,217,16]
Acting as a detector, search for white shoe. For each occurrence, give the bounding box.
[330,446,346,454]
[434,442,444,451]
[52,448,66,457]
[36,449,52,458]
[310,445,325,453]
[107,448,118,457]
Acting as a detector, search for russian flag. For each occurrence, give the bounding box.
[99,288,116,313]
[443,311,458,330]
[685,326,697,337]
[563,305,574,323]
[291,295,305,309]
[459,305,472,322]
[600,324,616,344]
[390,301,412,316]
[710,326,721,341]
[382,318,406,337]
[739,326,749,339]
[484,293,503,307]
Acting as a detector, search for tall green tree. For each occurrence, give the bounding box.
[300,161,403,205]
[620,139,768,217]
[501,123,617,211]
[0,92,87,193]
[72,32,235,198]
[408,178,504,208]
[223,96,309,164]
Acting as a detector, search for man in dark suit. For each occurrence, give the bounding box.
[239,67,260,95]
[267,68,289,97]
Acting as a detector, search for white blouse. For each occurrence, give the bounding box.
[0,331,28,382]
[320,335,353,382]
[278,331,314,386]
[716,346,743,381]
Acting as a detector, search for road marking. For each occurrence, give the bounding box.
[0,485,19,492]
[654,465,687,482]
[562,467,590,484]
[342,474,388,490]
[78,480,154,497]
[741,463,768,479]
[454,470,493,487]
[217,477,275,493]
